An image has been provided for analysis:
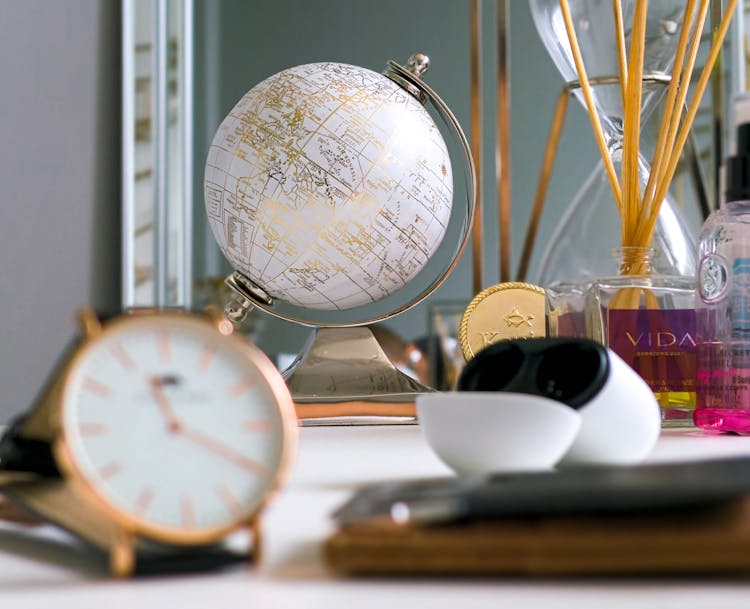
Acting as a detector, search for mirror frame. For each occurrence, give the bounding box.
[121,0,194,308]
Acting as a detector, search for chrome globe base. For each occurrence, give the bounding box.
[225,271,430,425]
[283,327,428,426]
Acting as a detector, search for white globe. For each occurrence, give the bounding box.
[204,62,453,311]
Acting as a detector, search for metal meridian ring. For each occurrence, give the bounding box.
[225,57,477,328]
[564,73,672,92]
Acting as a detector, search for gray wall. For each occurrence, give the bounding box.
[0,1,121,423]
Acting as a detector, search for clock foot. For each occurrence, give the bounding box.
[111,527,135,578]
[249,519,262,567]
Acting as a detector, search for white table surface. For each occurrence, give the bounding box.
[3,426,750,607]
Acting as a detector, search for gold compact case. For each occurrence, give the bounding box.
[459,282,547,361]
[0,308,298,577]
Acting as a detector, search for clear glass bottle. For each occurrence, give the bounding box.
[547,280,589,339]
[695,119,750,433]
[586,246,697,427]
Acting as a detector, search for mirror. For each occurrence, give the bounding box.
[122,0,745,366]
[122,0,193,309]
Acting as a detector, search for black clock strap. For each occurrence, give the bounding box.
[0,478,256,576]
[0,416,59,478]
[134,547,252,576]
[0,309,152,479]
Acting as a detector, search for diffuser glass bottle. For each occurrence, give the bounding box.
[695,118,750,433]
[586,247,696,426]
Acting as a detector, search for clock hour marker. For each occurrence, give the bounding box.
[198,345,217,371]
[111,344,135,371]
[243,420,271,433]
[99,460,122,480]
[82,377,112,398]
[181,496,196,527]
[216,484,242,517]
[157,331,171,362]
[134,487,154,514]
[229,377,254,397]
[79,422,108,436]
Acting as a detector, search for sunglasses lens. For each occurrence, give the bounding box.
[458,343,524,391]
[535,342,608,407]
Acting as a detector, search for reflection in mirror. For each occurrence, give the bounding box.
[122,0,192,307]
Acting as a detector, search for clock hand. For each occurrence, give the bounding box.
[149,377,182,433]
[180,426,266,477]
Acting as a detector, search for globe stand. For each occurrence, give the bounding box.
[220,54,477,426]
[283,327,428,425]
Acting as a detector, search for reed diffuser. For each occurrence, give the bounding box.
[557,0,736,425]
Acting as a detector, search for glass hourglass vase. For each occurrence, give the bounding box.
[539,151,698,286]
[530,0,697,288]
[529,0,687,131]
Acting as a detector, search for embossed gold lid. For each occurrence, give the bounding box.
[459,282,547,361]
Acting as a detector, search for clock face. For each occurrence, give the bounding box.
[58,313,296,543]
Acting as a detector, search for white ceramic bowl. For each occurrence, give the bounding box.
[416,392,582,475]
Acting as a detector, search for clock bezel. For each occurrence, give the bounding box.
[52,310,298,546]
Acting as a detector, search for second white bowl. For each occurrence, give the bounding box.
[416,392,582,475]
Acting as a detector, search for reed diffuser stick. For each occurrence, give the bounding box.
[612,0,628,109]
[517,88,569,281]
[621,0,648,245]
[559,0,623,212]
[610,0,648,311]
[640,0,699,223]
[640,0,709,232]
[644,0,737,242]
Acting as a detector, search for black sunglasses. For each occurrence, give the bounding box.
[456,338,610,409]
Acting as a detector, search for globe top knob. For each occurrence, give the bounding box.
[406,53,430,78]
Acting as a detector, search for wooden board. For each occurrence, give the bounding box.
[325,498,750,576]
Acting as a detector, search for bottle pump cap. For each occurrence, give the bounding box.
[733,93,750,136]
[726,94,750,202]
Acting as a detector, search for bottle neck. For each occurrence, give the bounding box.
[613,246,654,276]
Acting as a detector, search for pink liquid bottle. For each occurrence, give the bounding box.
[696,95,750,433]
